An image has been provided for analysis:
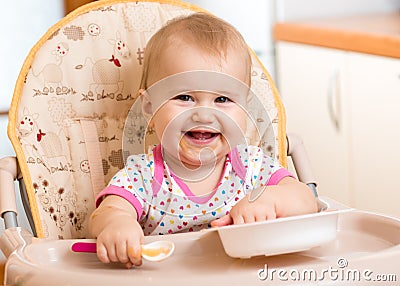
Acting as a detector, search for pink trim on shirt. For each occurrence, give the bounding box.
[267,168,293,186]
[169,171,216,204]
[149,144,291,203]
[152,144,232,204]
[96,185,143,220]
[228,147,246,181]
[151,144,164,196]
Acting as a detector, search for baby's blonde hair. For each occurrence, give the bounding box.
[140,13,251,89]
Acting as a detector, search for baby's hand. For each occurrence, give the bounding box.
[211,187,277,227]
[211,177,318,227]
[89,195,144,269]
[96,216,144,268]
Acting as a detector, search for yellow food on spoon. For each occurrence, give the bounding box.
[141,246,172,257]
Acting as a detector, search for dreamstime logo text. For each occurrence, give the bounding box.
[257,258,397,282]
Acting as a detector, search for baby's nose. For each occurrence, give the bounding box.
[191,107,216,123]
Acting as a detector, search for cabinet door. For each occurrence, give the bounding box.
[276,42,351,205]
[346,53,400,217]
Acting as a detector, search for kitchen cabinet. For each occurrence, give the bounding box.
[276,42,400,217]
[346,52,400,217]
[276,43,351,205]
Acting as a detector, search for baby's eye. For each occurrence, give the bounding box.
[174,94,193,102]
[215,96,232,103]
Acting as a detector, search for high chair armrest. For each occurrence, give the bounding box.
[0,156,19,228]
[286,133,318,196]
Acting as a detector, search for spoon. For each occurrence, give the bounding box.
[71,240,175,262]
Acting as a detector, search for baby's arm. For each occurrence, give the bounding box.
[89,195,144,268]
[211,176,318,226]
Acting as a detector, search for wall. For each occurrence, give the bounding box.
[184,0,277,78]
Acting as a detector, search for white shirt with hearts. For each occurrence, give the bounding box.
[96,144,291,235]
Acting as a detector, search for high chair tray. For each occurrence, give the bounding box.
[3,201,400,285]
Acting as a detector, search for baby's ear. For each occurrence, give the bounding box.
[140,89,153,122]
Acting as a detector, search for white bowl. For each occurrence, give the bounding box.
[215,199,352,258]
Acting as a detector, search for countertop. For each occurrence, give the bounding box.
[273,13,400,58]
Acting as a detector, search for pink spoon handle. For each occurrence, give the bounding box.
[71,242,97,253]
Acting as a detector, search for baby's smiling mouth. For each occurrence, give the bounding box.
[184,130,220,141]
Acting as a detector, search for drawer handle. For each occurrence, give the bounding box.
[327,68,341,132]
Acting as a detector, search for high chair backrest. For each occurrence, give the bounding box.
[8,0,287,239]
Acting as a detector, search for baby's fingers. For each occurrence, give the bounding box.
[261,208,277,221]
[96,242,111,264]
[244,216,256,224]
[125,261,133,269]
[210,214,233,227]
[127,244,142,266]
[115,241,130,264]
[232,214,245,225]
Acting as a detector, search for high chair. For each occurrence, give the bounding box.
[0,1,399,285]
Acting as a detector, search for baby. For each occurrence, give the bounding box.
[89,13,318,268]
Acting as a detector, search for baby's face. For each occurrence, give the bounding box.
[145,41,250,169]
